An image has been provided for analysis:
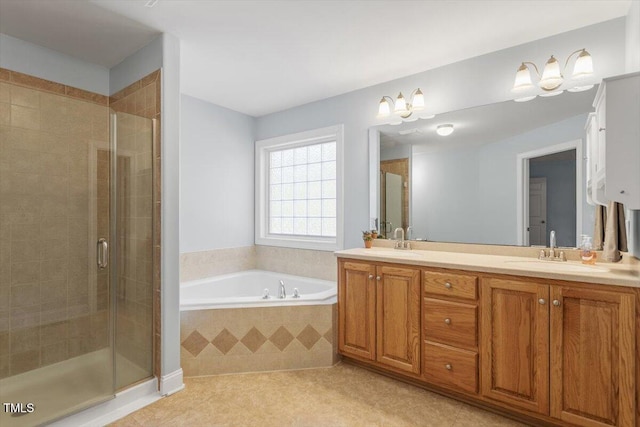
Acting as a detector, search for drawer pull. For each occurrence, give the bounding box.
[444,282,452,289]
[445,364,452,370]
[444,318,451,325]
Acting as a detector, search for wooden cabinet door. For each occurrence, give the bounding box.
[550,286,636,427]
[338,260,376,360]
[481,278,550,414]
[376,265,421,374]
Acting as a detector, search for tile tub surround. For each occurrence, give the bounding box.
[255,245,337,281]
[180,304,337,377]
[179,245,336,282]
[110,363,525,427]
[180,246,256,282]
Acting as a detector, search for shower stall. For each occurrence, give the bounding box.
[0,71,159,426]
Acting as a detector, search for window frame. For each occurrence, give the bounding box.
[255,124,344,251]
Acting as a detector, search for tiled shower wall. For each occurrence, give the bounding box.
[0,69,110,378]
[109,71,161,383]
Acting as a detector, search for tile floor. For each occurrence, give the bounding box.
[111,363,528,426]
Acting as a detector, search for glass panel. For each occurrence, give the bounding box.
[0,87,114,427]
[114,112,154,390]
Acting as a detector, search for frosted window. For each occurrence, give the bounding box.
[293,165,307,182]
[308,163,321,181]
[268,141,337,237]
[282,166,294,183]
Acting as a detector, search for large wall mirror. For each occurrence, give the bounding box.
[369,87,602,247]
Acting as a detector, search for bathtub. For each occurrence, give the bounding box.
[180,270,337,310]
[179,270,338,377]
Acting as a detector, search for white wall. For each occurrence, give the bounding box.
[625,0,640,259]
[180,94,255,253]
[626,0,640,73]
[0,33,109,94]
[109,35,163,95]
[159,33,182,387]
[255,18,626,249]
[108,32,182,385]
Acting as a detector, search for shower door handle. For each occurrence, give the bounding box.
[97,238,108,269]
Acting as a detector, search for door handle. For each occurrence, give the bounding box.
[97,238,108,269]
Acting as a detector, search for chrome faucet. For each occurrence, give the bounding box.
[393,227,410,250]
[278,280,286,299]
[538,230,566,261]
[406,226,413,241]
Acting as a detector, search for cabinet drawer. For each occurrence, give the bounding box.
[424,341,478,394]
[423,271,477,301]
[424,298,477,349]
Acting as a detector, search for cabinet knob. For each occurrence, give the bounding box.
[444,282,452,289]
[445,364,452,370]
[598,127,605,132]
[553,299,561,307]
[444,318,451,325]
[368,274,374,279]
[538,298,546,305]
[620,190,625,194]
[376,276,381,281]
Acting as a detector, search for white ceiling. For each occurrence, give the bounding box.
[0,0,631,117]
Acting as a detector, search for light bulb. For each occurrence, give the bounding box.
[377,98,390,117]
[436,124,454,136]
[512,63,533,92]
[571,49,593,80]
[412,88,425,111]
[539,55,564,91]
[394,92,407,114]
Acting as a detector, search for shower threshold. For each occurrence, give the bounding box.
[0,349,150,427]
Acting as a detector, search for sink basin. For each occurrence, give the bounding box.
[504,260,610,273]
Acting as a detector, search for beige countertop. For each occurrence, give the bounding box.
[335,247,640,288]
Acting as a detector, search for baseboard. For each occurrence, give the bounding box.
[160,368,185,396]
[49,378,161,427]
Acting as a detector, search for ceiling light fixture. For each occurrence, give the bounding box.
[377,88,425,120]
[511,49,594,102]
[436,124,454,136]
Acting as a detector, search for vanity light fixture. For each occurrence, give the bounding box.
[436,124,454,136]
[377,88,425,119]
[511,49,594,102]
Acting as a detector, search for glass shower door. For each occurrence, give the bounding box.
[0,89,115,426]
[112,111,155,390]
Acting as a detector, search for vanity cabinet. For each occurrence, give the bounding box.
[590,72,640,209]
[481,277,636,426]
[549,286,635,427]
[480,277,550,414]
[337,260,421,375]
[337,256,638,426]
[338,260,376,360]
[423,270,479,394]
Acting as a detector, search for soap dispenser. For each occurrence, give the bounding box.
[580,235,596,265]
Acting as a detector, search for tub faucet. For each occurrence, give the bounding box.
[278,280,286,299]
